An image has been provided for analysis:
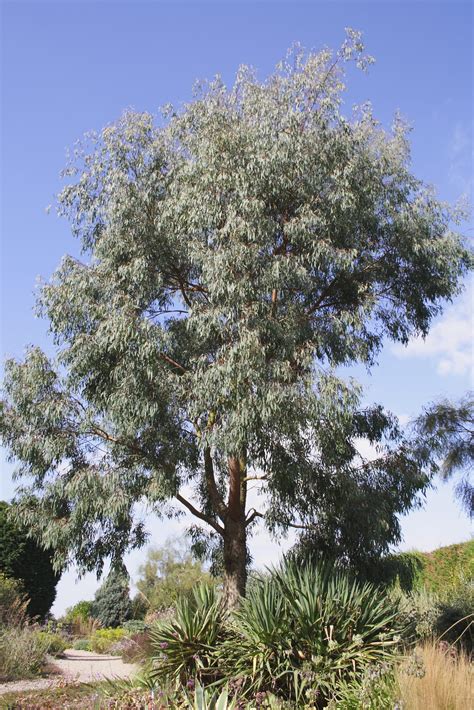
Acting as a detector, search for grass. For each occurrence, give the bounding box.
[396,642,473,710]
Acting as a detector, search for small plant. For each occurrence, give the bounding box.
[0,625,50,681]
[89,627,126,654]
[36,630,68,657]
[122,618,147,634]
[72,637,91,651]
[185,683,238,710]
[150,584,226,685]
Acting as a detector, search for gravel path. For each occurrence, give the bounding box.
[0,648,138,695]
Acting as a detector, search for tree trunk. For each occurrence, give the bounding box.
[222,515,247,609]
[222,455,247,609]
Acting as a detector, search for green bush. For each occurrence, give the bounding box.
[0,501,60,620]
[223,562,405,701]
[436,577,474,652]
[73,638,91,651]
[122,619,147,635]
[64,599,94,623]
[0,625,50,681]
[36,630,68,657]
[151,561,406,704]
[89,627,126,654]
[326,666,398,709]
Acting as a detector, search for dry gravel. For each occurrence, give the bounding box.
[0,648,137,695]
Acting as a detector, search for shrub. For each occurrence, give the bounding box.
[435,577,474,653]
[151,561,406,704]
[64,599,94,623]
[326,666,398,709]
[150,584,226,685]
[73,638,91,651]
[122,619,147,635]
[110,632,152,663]
[89,627,126,654]
[36,630,68,657]
[221,561,405,701]
[0,501,60,619]
[0,572,29,626]
[0,625,50,681]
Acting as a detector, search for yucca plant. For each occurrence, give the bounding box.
[184,683,238,710]
[219,560,406,703]
[150,584,227,686]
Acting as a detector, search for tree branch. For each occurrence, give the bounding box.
[176,492,224,534]
[245,509,264,526]
[159,353,187,373]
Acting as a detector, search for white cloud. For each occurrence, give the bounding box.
[392,288,473,379]
[448,121,473,196]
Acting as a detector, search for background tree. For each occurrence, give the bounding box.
[0,31,471,607]
[0,501,60,619]
[413,393,473,516]
[91,562,132,628]
[134,538,215,613]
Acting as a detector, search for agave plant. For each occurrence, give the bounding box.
[150,584,227,686]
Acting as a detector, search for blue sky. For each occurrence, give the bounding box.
[1,1,472,614]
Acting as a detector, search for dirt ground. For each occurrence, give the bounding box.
[0,648,137,696]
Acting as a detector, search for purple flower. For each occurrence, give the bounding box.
[187,678,195,689]
[159,641,169,649]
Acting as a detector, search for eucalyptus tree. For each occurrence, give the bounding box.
[1,32,471,607]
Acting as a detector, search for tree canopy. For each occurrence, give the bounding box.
[0,501,60,619]
[413,394,473,516]
[0,31,471,606]
[134,538,215,613]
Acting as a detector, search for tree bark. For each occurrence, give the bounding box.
[222,455,247,609]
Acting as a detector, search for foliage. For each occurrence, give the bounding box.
[112,631,152,663]
[36,630,68,657]
[72,637,90,651]
[184,684,238,710]
[413,394,473,515]
[91,562,132,628]
[150,584,226,685]
[135,539,216,614]
[0,624,50,681]
[221,561,405,701]
[151,560,406,704]
[422,540,474,594]
[64,599,94,623]
[360,540,473,595]
[122,618,147,634]
[435,577,474,653]
[0,501,60,619]
[326,665,398,709]
[1,32,471,607]
[0,571,29,626]
[88,626,126,654]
